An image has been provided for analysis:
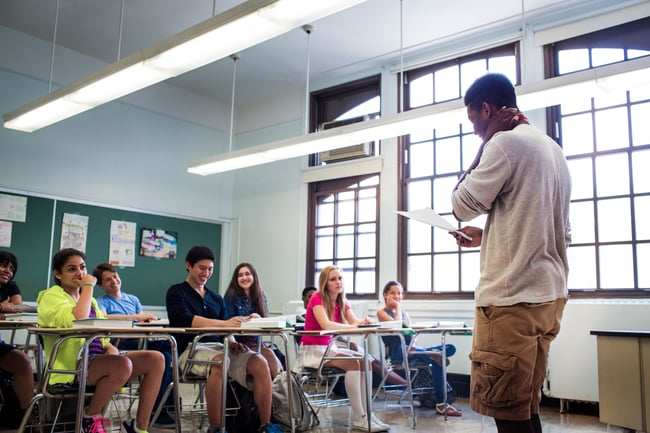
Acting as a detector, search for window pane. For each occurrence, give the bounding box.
[636,243,650,288]
[315,227,333,260]
[433,228,457,252]
[317,199,334,226]
[359,175,379,187]
[460,251,480,292]
[336,226,354,258]
[560,97,591,115]
[597,198,632,243]
[632,149,650,193]
[410,74,433,108]
[593,89,627,109]
[595,107,629,151]
[434,254,459,292]
[408,180,431,210]
[488,56,516,81]
[592,48,625,67]
[460,60,487,94]
[433,176,457,214]
[409,141,434,178]
[635,196,650,240]
[410,128,434,143]
[407,220,431,254]
[434,65,459,103]
[357,230,376,257]
[407,255,431,292]
[567,246,597,289]
[631,102,650,146]
[562,113,593,155]
[355,259,375,294]
[358,197,376,222]
[630,85,650,102]
[435,136,461,175]
[567,157,594,200]
[599,244,634,289]
[558,49,589,74]
[462,133,482,171]
[337,198,355,224]
[595,153,629,197]
[569,201,595,244]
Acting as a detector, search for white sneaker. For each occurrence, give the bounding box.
[352,415,388,432]
[370,414,390,431]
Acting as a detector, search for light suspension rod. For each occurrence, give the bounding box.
[3,0,367,132]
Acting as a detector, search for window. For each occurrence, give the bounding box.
[547,17,650,296]
[307,76,381,296]
[399,44,519,296]
[307,175,380,296]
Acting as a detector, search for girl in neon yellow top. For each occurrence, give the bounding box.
[37,248,164,433]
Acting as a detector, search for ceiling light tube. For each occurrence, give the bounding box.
[188,56,650,175]
[3,0,368,132]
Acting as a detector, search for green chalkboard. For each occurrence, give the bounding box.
[0,191,221,305]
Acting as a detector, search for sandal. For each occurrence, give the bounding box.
[436,404,462,417]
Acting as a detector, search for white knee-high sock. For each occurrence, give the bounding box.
[344,370,365,417]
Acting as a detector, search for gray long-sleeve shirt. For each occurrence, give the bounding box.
[452,124,571,307]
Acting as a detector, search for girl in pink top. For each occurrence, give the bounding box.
[296,266,389,432]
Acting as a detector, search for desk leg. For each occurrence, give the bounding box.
[278,333,295,433]
[75,339,92,433]
[398,335,416,428]
[363,336,372,432]
[167,336,182,433]
[221,339,229,433]
[441,332,448,421]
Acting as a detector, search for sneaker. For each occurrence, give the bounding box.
[152,409,176,428]
[81,415,110,433]
[258,424,284,433]
[351,415,387,432]
[436,403,462,417]
[121,419,139,433]
[370,414,390,430]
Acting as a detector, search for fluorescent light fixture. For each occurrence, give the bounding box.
[3,0,367,132]
[188,55,650,175]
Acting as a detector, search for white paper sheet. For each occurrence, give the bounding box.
[396,208,472,240]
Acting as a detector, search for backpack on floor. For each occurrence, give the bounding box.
[271,371,319,432]
[226,381,260,433]
[0,370,23,428]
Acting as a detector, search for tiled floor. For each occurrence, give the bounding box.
[147,392,627,433]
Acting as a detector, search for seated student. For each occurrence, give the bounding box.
[0,251,35,428]
[223,262,283,377]
[37,248,165,433]
[296,286,317,322]
[377,280,462,416]
[0,250,25,319]
[93,262,175,427]
[296,265,390,432]
[165,246,282,433]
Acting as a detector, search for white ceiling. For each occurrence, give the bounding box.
[0,0,635,114]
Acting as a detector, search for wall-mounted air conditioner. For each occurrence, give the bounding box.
[318,113,378,164]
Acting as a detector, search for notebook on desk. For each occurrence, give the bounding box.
[240,317,289,329]
[410,320,466,329]
[4,313,38,322]
[72,318,134,328]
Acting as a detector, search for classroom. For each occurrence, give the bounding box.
[1,1,649,432]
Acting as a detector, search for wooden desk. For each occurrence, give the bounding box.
[297,327,415,430]
[0,319,38,345]
[29,326,185,433]
[590,329,650,432]
[183,327,295,433]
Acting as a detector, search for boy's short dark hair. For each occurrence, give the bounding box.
[185,246,215,267]
[302,286,317,297]
[0,251,18,280]
[464,73,518,111]
[93,262,116,284]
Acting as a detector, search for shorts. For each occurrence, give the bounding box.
[469,298,566,420]
[179,342,257,390]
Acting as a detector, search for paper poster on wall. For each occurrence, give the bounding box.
[109,220,137,267]
[0,193,27,222]
[60,213,89,252]
[0,221,12,247]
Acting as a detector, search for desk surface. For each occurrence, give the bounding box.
[590,329,650,338]
[28,326,186,335]
[0,319,38,327]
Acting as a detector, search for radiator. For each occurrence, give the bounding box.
[544,299,650,403]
